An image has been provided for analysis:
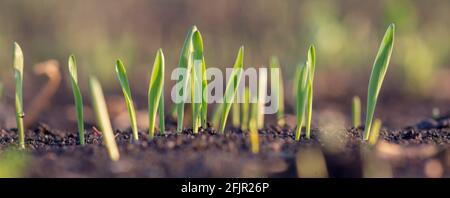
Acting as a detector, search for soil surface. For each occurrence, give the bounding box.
[1,115,450,178]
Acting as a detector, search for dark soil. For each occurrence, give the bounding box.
[1,116,450,178]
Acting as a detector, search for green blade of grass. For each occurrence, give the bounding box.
[352,96,361,128]
[115,59,139,141]
[191,30,205,133]
[219,46,244,134]
[295,63,310,141]
[13,42,25,149]
[249,95,259,154]
[68,55,85,145]
[364,24,395,140]
[305,45,316,139]
[241,87,250,130]
[176,26,197,133]
[270,56,285,127]
[191,30,209,129]
[148,49,165,139]
[88,77,120,161]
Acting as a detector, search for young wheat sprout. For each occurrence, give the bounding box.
[115,60,139,141]
[241,87,250,130]
[305,45,316,139]
[249,95,259,154]
[191,30,206,133]
[220,46,244,134]
[68,55,85,145]
[13,42,25,149]
[364,24,395,140]
[89,77,120,161]
[176,26,197,133]
[295,63,310,141]
[148,49,165,139]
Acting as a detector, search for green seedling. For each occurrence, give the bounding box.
[305,45,316,139]
[88,77,120,161]
[68,55,85,145]
[219,46,244,134]
[249,96,259,154]
[115,60,139,141]
[364,24,395,140]
[295,63,310,141]
[352,96,361,128]
[176,26,197,133]
[13,42,25,149]
[270,56,285,127]
[241,87,250,130]
[191,30,207,133]
[368,119,382,146]
[148,49,165,139]
[232,94,240,128]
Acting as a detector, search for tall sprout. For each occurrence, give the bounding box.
[219,46,244,134]
[241,87,250,130]
[191,30,206,133]
[89,77,120,161]
[115,60,139,141]
[249,94,259,154]
[13,42,25,149]
[364,24,395,140]
[305,45,316,139]
[352,96,361,128]
[68,55,85,145]
[148,49,165,139]
[295,63,310,141]
[176,26,197,133]
[270,56,285,127]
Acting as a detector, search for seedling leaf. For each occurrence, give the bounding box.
[305,45,316,139]
[148,49,165,139]
[219,46,244,134]
[364,24,395,140]
[115,60,139,141]
[295,63,309,141]
[89,77,120,161]
[68,55,85,145]
[176,26,197,132]
[13,42,25,149]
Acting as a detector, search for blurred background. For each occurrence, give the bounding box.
[0,0,449,130]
